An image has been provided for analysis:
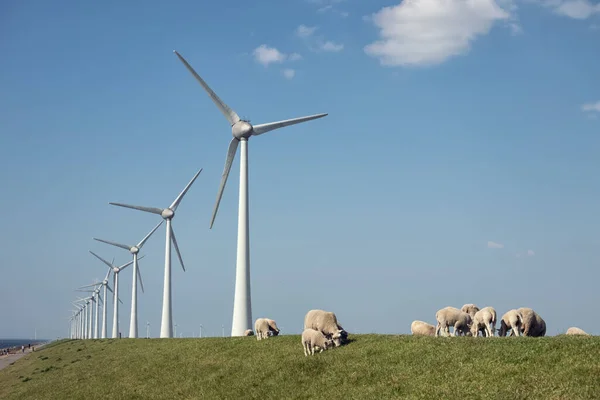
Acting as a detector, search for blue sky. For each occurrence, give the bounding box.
[1,0,599,339]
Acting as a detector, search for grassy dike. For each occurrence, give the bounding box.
[0,334,598,399]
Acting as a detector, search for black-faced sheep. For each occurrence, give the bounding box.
[243,329,254,336]
[254,318,280,340]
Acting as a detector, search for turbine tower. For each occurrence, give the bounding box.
[173,50,328,336]
[108,168,202,338]
[89,252,134,338]
[80,268,114,338]
[93,221,163,338]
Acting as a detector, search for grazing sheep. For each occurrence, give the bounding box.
[435,307,472,337]
[566,327,590,336]
[265,319,280,336]
[243,329,254,336]
[254,318,280,340]
[304,309,347,346]
[301,328,334,356]
[470,307,497,337]
[411,320,436,336]
[498,309,523,337]
[461,304,480,319]
[517,308,546,337]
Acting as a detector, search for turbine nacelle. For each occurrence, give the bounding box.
[130,246,140,254]
[232,121,253,140]
[161,208,175,219]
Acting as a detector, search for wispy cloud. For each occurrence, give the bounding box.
[488,241,505,249]
[282,69,296,79]
[582,101,600,113]
[364,0,513,67]
[307,0,349,17]
[295,25,344,53]
[527,249,535,256]
[541,0,600,19]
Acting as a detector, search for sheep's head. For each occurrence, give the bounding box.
[332,330,344,347]
[324,338,334,350]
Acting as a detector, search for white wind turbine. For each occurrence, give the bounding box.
[93,221,163,338]
[108,168,202,338]
[75,284,103,339]
[89,252,135,338]
[174,50,328,336]
[79,268,114,339]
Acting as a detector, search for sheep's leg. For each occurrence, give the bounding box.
[484,323,492,337]
[310,343,315,356]
[451,323,457,337]
[490,321,496,337]
[435,322,441,337]
[303,342,308,357]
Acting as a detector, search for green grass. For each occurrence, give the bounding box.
[1,335,599,399]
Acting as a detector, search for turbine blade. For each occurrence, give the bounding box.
[106,284,114,294]
[137,260,145,294]
[252,113,328,136]
[75,289,95,293]
[78,282,102,289]
[104,268,111,282]
[210,138,239,229]
[169,169,203,211]
[89,251,113,269]
[118,297,124,305]
[94,238,131,251]
[109,202,164,216]
[137,220,164,248]
[173,50,241,126]
[118,258,135,271]
[170,225,185,272]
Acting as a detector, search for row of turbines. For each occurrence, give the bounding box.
[68,50,328,338]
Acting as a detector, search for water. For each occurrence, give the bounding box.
[0,339,48,350]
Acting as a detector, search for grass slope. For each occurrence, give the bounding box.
[0,335,599,399]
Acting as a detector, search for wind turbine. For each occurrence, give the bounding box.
[75,284,103,339]
[108,168,202,338]
[93,221,163,338]
[89,252,135,338]
[79,268,114,339]
[173,50,328,336]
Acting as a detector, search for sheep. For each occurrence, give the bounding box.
[254,318,280,340]
[243,329,254,336]
[517,308,546,337]
[301,328,334,356]
[470,307,497,337]
[411,320,436,336]
[498,309,523,337]
[461,304,480,319]
[566,327,590,336]
[435,307,472,337]
[265,319,280,336]
[304,309,348,346]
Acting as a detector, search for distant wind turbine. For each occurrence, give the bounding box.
[93,221,163,338]
[108,168,202,338]
[89,252,135,338]
[173,50,328,336]
[79,268,114,338]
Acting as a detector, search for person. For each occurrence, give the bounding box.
[21,345,24,353]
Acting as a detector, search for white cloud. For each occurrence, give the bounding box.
[582,101,600,113]
[544,0,600,19]
[488,241,505,249]
[527,249,535,256]
[282,69,296,79]
[364,0,511,67]
[253,45,287,66]
[296,25,317,38]
[319,40,344,52]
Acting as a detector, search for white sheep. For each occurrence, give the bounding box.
[243,329,254,336]
[411,320,435,336]
[498,309,523,337]
[566,327,590,336]
[254,318,280,340]
[470,307,497,337]
[461,304,480,319]
[304,309,347,346]
[435,307,472,337]
[301,328,334,356]
[517,308,546,337]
